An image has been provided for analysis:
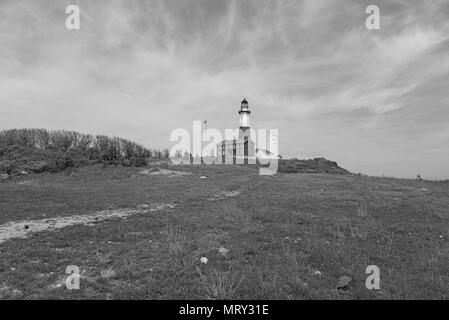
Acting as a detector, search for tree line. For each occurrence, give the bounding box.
[0,129,168,173]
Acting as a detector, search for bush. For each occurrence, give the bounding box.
[0,160,14,174]
[0,128,167,174]
[22,160,51,173]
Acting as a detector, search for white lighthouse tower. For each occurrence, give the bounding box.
[239,98,251,129]
[216,98,255,164]
[238,98,254,163]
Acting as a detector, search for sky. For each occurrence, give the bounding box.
[0,0,448,179]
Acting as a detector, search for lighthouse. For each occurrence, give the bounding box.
[238,98,254,163]
[238,98,251,143]
[239,98,251,128]
[216,98,256,164]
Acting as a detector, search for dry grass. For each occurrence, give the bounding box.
[221,201,258,232]
[164,224,187,266]
[196,267,244,300]
[348,224,370,240]
[0,165,448,299]
[435,208,449,220]
[356,201,369,218]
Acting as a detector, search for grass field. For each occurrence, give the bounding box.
[0,163,448,299]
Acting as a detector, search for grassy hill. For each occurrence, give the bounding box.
[0,163,447,299]
[1,129,353,179]
[0,129,168,176]
[278,157,350,174]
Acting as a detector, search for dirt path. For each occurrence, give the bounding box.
[0,203,176,244]
[0,189,240,245]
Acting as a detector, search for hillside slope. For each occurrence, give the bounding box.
[278,157,350,174]
[0,129,167,176]
[1,130,351,178]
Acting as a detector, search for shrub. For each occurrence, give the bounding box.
[0,160,14,174]
[22,160,50,173]
[0,128,168,174]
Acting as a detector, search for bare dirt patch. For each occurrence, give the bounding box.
[139,168,192,178]
[16,180,39,186]
[0,203,176,244]
[207,190,240,201]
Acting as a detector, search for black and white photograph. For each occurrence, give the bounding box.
[0,0,448,306]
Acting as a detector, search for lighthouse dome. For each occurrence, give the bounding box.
[241,98,249,107]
